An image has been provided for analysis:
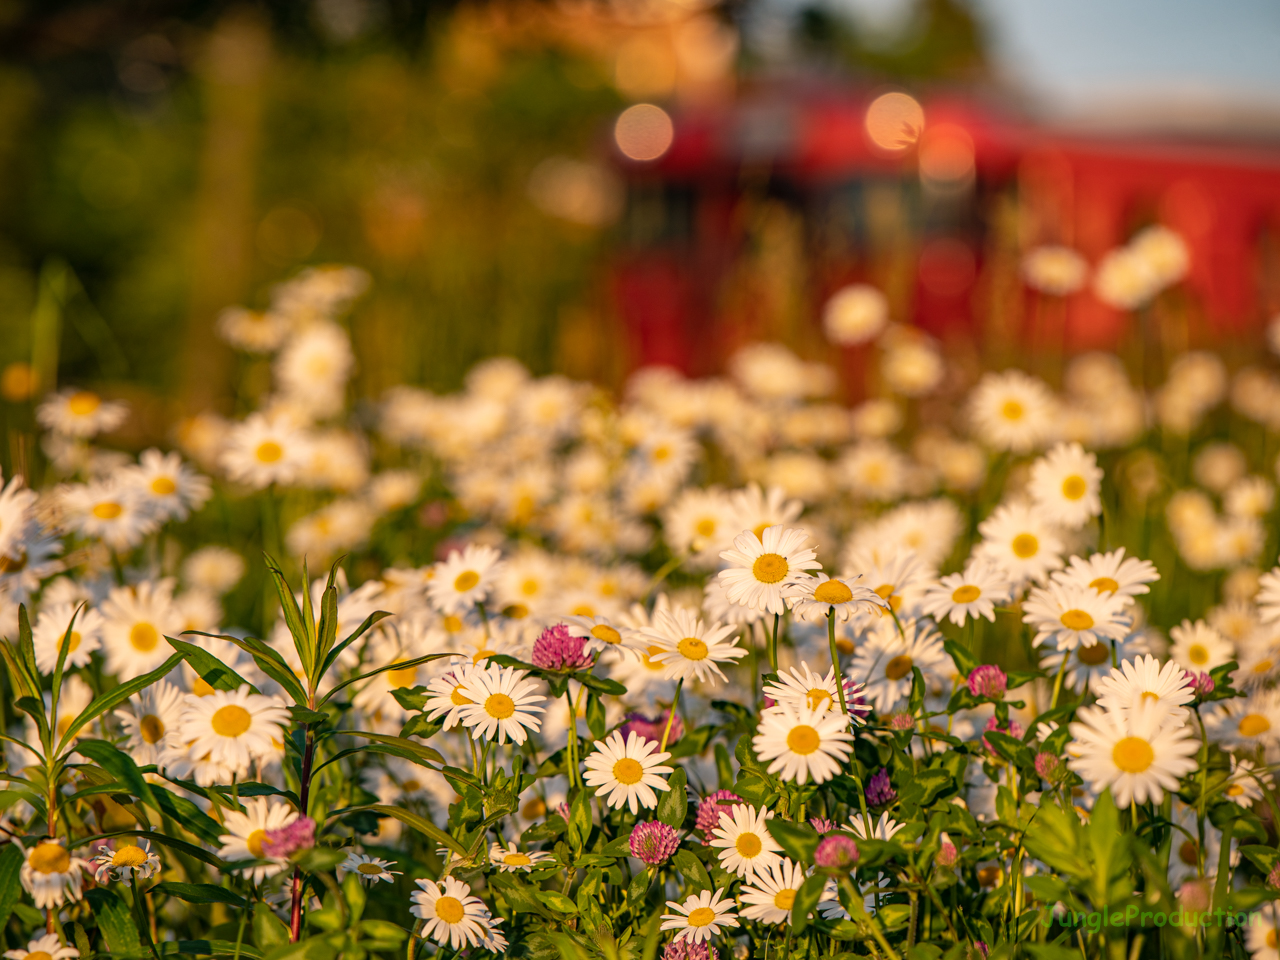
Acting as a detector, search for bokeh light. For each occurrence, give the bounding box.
[614,104,675,162]
[864,92,924,153]
[919,124,975,187]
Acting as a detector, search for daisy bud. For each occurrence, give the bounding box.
[695,790,742,839]
[261,816,315,859]
[1034,752,1063,781]
[1268,862,1280,889]
[623,712,683,745]
[937,832,958,867]
[531,623,592,672]
[1177,878,1211,913]
[809,817,837,835]
[865,767,896,807]
[813,835,860,870]
[967,664,1007,700]
[630,821,680,866]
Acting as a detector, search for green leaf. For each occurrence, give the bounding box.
[944,639,979,676]
[568,788,593,850]
[541,891,579,914]
[790,873,827,935]
[294,846,346,874]
[490,873,556,920]
[1241,844,1280,874]
[255,902,291,951]
[266,554,315,681]
[585,692,606,741]
[153,882,247,907]
[332,731,444,766]
[289,706,329,725]
[59,652,186,756]
[579,674,627,697]
[897,767,956,808]
[0,843,23,939]
[186,631,308,706]
[174,940,266,959]
[391,685,429,712]
[86,887,142,955]
[314,563,341,677]
[335,804,468,857]
[165,636,256,693]
[656,766,687,828]
[319,653,449,706]
[766,819,820,864]
[672,849,712,893]
[317,608,394,680]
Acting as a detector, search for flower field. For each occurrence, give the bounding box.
[4,246,1280,960]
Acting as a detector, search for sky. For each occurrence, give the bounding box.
[828,0,1280,116]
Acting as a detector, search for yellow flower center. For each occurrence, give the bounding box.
[247,829,267,858]
[687,907,716,928]
[1011,533,1039,558]
[454,570,480,592]
[1227,784,1245,797]
[522,797,547,820]
[642,645,667,671]
[1111,736,1154,773]
[401,779,421,792]
[884,655,914,681]
[1076,643,1111,666]
[695,518,717,538]
[1061,475,1087,500]
[504,604,530,619]
[653,445,671,462]
[140,714,166,744]
[26,952,53,960]
[450,688,472,707]
[520,578,540,596]
[1270,930,1279,950]
[951,585,981,603]
[678,637,708,660]
[1256,660,1275,674]
[68,391,101,416]
[1000,399,1025,421]
[1239,714,1271,738]
[1060,609,1094,631]
[255,441,283,463]
[435,895,465,924]
[485,694,516,719]
[806,687,832,711]
[62,631,82,653]
[504,852,532,866]
[753,553,789,584]
[443,615,463,633]
[571,603,595,617]
[357,862,385,875]
[130,622,159,651]
[735,833,763,857]
[814,580,854,604]
[786,725,821,755]
[151,477,177,496]
[773,888,796,911]
[835,638,855,655]
[1179,839,1199,865]
[1188,644,1209,666]
[29,842,71,874]
[387,664,418,688]
[1089,577,1120,594]
[93,501,123,520]
[211,704,252,737]
[752,522,770,540]
[193,677,216,697]
[613,758,644,785]
[112,845,149,867]
[471,649,495,664]
[591,625,622,645]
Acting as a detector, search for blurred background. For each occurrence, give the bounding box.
[1,0,1279,458]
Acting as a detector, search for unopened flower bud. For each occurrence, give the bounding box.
[937,832,958,868]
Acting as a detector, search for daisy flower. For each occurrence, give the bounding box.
[1224,756,1271,808]
[337,852,402,886]
[177,686,290,785]
[1093,655,1194,717]
[4,934,81,960]
[1023,581,1132,651]
[640,606,746,685]
[728,483,804,542]
[36,388,128,438]
[708,803,784,881]
[1246,904,1280,960]
[921,557,1013,627]
[1168,619,1234,673]
[762,663,867,723]
[1027,441,1102,529]
[0,474,36,562]
[1052,548,1160,602]
[115,679,186,767]
[660,888,739,944]
[427,545,503,615]
[423,659,480,729]
[563,614,638,657]
[739,857,809,924]
[19,839,88,909]
[663,487,737,569]
[976,501,1064,586]
[183,546,246,596]
[1235,645,1280,690]
[124,449,212,522]
[841,544,933,618]
[849,616,948,714]
[1205,692,1280,750]
[1022,245,1088,295]
[91,840,161,884]
[753,702,855,785]
[718,525,820,615]
[848,811,907,842]
[1258,567,1280,624]
[455,663,545,745]
[99,580,184,680]
[219,798,298,883]
[410,877,498,951]
[31,602,103,674]
[59,482,158,552]
[220,413,310,489]
[582,730,674,814]
[1067,701,1198,808]
[783,573,887,623]
[489,842,554,872]
[1038,632,1149,696]
[968,369,1056,453]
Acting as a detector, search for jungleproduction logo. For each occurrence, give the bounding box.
[1046,904,1268,932]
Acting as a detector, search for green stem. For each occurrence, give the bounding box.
[564,688,578,790]
[644,553,685,600]
[828,609,850,731]
[768,613,780,673]
[660,678,684,753]
[1049,652,1070,710]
